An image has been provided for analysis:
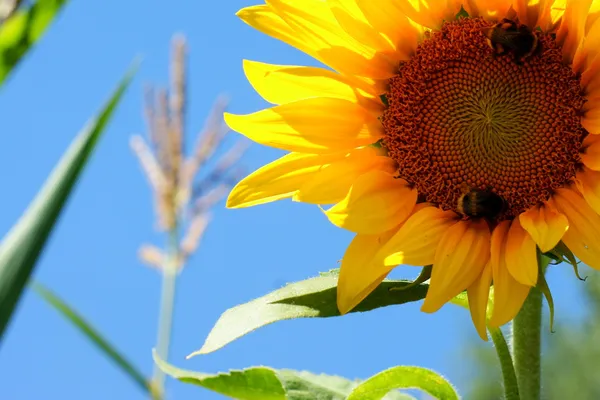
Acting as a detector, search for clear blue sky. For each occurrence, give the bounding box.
[0,1,591,399]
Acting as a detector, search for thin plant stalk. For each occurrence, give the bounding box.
[132,35,246,398]
[152,228,180,395]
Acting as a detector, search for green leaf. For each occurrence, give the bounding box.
[346,366,459,400]
[0,0,69,85]
[32,282,156,397]
[0,61,138,341]
[154,350,286,400]
[191,275,428,356]
[154,351,413,400]
[279,370,413,400]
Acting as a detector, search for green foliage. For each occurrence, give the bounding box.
[0,0,68,85]
[346,366,459,400]
[0,62,137,341]
[192,274,428,356]
[154,351,415,400]
[463,266,600,400]
[32,282,155,397]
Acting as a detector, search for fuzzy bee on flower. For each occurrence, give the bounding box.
[481,18,541,64]
[457,188,507,222]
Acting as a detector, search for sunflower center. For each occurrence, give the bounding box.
[381,17,587,219]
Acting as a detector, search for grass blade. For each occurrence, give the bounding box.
[0,0,69,85]
[32,282,157,397]
[0,61,138,341]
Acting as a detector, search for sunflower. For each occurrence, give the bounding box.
[225,0,600,339]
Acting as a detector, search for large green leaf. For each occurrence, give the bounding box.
[192,274,428,356]
[0,0,68,85]
[346,366,459,400]
[32,282,156,397]
[154,351,413,400]
[0,62,137,341]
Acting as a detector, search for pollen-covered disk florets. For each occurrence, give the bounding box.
[382,17,587,220]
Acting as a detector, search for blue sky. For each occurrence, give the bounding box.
[0,1,592,399]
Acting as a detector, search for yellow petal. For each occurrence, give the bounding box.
[355,0,420,57]
[576,168,600,215]
[328,0,396,54]
[573,16,600,74]
[553,187,600,269]
[243,60,380,109]
[581,52,600,90]
[489,221,531,327]
[236,5,382,92]
[581,134,600,170]
[467,0,513,21]
[513,0,553,29]
[582,56,600,99]
[224,98,381,154]
[582,107,600,134]
[266,0,396,79]
[237,5,318,65]
[587,1,600,32]
[550,0,566,25]
[294,146,396,204]
[337,229,397,314]
[394,0,461,29]
[378,206,458,267]
[227,152,344,208]
[421,219,491,313]
[555,0,593,64]
[583,95,600,114]
[467,262,492,341]
[324,171,417,234]
[519,204,569,253]
[505,218,539,286]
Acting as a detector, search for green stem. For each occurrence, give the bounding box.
[489,327,520,400]
[511,286,542,400]
[151,229,180,398]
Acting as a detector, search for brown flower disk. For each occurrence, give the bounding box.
[381,17,587,219]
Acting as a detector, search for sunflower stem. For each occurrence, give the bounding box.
[489,327,520,400]
[511,255,549,400]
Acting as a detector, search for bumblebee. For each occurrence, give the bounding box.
[457,188,506,221]
[482,18,540,64]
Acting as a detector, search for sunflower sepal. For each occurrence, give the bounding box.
[389,265,432,292]
[546,240,587,281]
[536,263,556,333]
[454,7,469,20]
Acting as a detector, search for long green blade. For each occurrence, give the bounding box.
[0,61,137,341]
[32,282,155,397]
[0,0,69,85]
